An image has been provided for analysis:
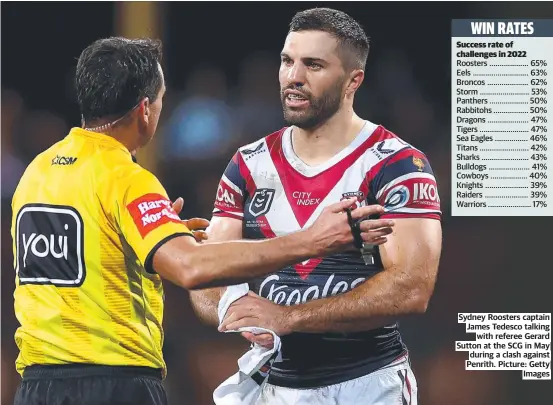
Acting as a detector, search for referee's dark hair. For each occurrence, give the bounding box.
[289,8,370,71]
[75,37,163,125]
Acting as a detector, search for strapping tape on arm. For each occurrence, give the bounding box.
[345,208,363,250]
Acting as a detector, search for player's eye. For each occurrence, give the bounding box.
[281,57,293,66]
[307,62,322,70]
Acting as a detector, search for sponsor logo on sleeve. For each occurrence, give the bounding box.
[216,184,239,209]
[412,180,440,208]
[380,175,440,212]
[384,185,411,210]
[127,193,182,238]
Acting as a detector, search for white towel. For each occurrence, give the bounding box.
[213,283,282,405]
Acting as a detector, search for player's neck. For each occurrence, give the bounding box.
[291,110,365,166]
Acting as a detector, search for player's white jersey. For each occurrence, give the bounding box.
[213,121,441,388]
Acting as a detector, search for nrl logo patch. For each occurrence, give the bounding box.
[248,188,275,217]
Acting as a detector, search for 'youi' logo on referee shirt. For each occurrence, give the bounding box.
[15,204,86,286]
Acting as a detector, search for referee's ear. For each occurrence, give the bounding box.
[139,97,150,123]
[135,97,151,137]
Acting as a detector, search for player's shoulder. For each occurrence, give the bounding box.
[362,122,431,166]
[364,122,425,156]
[236,127,287,161]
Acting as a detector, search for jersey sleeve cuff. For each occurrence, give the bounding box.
[144,232,195,274]
[380,212,442,220]
[212,211,244,221]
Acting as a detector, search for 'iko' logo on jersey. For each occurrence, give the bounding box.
[414,182,440,203]
[380,176,440,212]
[384,185,410,209]
[16,204,86,286]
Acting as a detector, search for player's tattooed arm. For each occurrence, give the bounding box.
[284,218,442,334]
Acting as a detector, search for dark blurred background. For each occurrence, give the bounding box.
[2,2,552,404]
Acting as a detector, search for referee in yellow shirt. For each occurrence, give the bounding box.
[10,37,392,405]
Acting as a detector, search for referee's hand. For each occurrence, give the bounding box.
[172,197,185,214]
[171,197,209,242]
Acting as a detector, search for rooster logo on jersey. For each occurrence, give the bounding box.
[413,156,425,172]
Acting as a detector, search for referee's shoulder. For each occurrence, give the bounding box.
[102,151,160,187]
[17,142,61,183]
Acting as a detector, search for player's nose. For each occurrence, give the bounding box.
[287,63,307,85]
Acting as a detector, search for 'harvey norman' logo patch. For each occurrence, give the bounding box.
[127,193,182,238]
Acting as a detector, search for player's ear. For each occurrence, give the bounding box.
[346,69,364,96]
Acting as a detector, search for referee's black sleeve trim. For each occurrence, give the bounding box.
[144,232,195,274]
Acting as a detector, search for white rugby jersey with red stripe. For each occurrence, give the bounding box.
[213,120,441,388]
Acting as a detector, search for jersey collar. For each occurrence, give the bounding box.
[69,127,134,160]
[281,120,376,177]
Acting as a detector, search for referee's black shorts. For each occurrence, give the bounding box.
[13,364,168,405]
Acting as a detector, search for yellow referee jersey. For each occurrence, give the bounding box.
[11,127,192,376]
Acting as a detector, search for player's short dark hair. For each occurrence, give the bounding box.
[289,8,370,71]
[76,37,163,123]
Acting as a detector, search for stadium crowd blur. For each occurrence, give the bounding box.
[1,2,551,404]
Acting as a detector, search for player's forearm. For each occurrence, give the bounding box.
[189,288,223,326]
[183,232,314,289]
[286,266,434,334]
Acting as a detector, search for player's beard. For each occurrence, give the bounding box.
[280,78,345,130]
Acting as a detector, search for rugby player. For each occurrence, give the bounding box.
[190,8,442,405]
[11,36,392,405]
